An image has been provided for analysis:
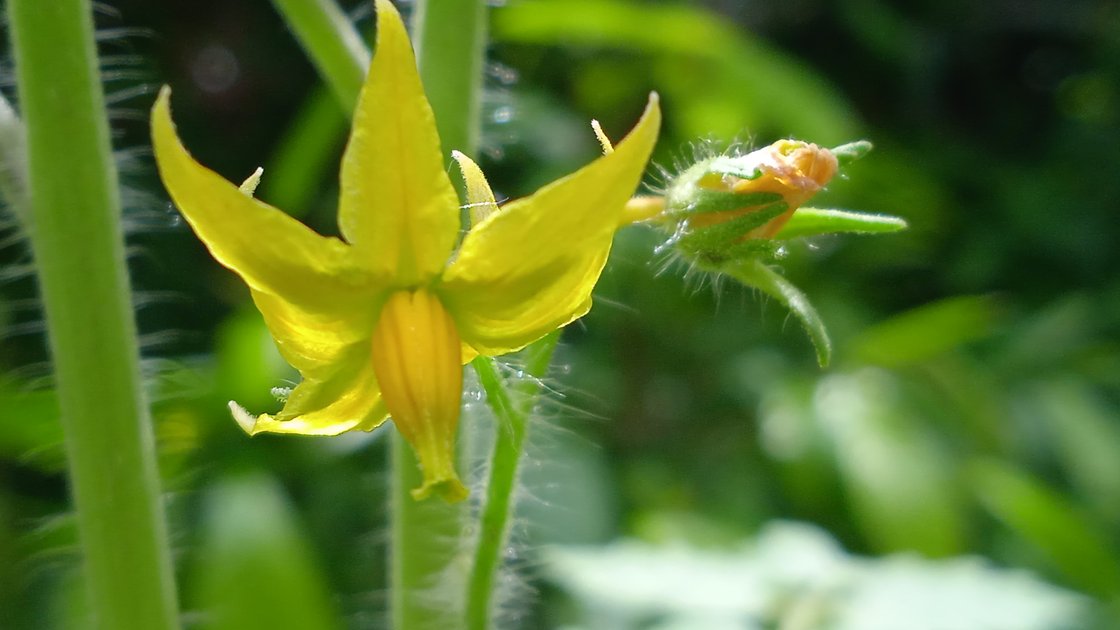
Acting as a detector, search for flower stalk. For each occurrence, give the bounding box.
[467,332,559,630]
[7,0,179,628]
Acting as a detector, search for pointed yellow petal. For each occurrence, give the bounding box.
[451,150,499,225]
[234,346,388,437]
[440,94,661,356]
[152,87,362,306]
[338,0,459,285]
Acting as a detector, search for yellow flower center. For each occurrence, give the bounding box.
[370,289,468,502]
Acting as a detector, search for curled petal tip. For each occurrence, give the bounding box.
[228,401,257,435]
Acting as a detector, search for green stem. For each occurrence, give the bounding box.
[411,0,488,158]
[389,3,488,629]
[467,333,560,630]
[269,0,370,112]
[6,1,180,629]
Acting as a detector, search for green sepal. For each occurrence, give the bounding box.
[830,140,873,166]
[775,207,908,240]
[672,201,788,264]
[723,258,832,367]
[666,189,783,217]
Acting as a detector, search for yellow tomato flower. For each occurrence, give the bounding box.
[150,0,660,502]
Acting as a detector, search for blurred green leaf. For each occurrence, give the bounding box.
[1032,379,1120,524]
[493,0,861,142]
[969,459,1120,597]
[814,369,965,556]
[849,295,1002,366]
[188,474,343,630]
[214,308,293,412]
[260,86,348,218]
[775,207,908,240]
[0,384,64,472]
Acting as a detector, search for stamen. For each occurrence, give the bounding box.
[370,289,468,501]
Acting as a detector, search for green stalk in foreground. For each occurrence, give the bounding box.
[7,1,180,629]
[468,333,559,630]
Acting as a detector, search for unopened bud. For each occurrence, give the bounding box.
[660,140,843,266]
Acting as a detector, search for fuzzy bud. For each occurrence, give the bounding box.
[661,140,839,266]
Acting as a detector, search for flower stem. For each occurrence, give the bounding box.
[467,332,560,630]
[410,0,488,158]
[269,0,370,112]
[6,1,180,629]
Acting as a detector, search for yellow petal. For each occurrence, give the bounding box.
[233,346,388,436]
[151,87,362,307]
[249,289,378,377]
[451,150,499,225]
[337,0,459,286]
[440,94,661,356]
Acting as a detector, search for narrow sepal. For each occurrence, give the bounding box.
[774,207,908,240]
[725,258,832,367]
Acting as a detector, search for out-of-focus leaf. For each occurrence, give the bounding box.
[188,474,343,630]
[814,369,965,556]
[969,459,1120,597]
[849,295,1002,366]
[545,522,1088,630]
[726,259,831,367]
[261,86,348,218]
[0,384,64,472]
[775,207,908,240]
[214,307,293,412]
[493,0,861,142]
[1032,380,1120,523]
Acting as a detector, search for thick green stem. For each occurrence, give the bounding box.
[269,0,370,112]
[7,1,180,629]
[467,333,560,630]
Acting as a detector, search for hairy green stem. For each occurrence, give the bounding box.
[468,333,560,630]
[269,0,370,112]
[7,1,180,628]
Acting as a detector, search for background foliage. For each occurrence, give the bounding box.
[1,0,1118,627]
